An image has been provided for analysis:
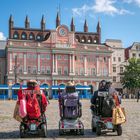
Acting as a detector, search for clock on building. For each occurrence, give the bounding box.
[59,28,67,36]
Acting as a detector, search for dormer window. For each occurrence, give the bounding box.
[14,34,18,39]
[82,39,85,42]
[81,36,86,43]
[36,35,42,41]
[88,39,91,43]
[87,36,92,43]
[22,34,26,39]
[13,31,19,39]
[29,32,35,40]
[94,40,97,43]
[21,32,27,40]
[29,35,33,39]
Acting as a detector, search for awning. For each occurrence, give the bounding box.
[0,85,9,90]
[40,85,49,90]
[12,85,27,89]
[12,85,20,89]
[51,85,65,90]
[75,85,91,90]
[51,85,90,90]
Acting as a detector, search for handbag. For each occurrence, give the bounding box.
[112,106,126,125]
[13,101,22,122]
[19,97,27,118]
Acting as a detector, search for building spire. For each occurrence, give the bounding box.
[25,15,30,28]
[84,19,88,32]
[70,17,75,32]
[9,14,14,28]
[41,15,46,30]
[56,11,60,28]
[97,19,101,33]
[96,19,101,43]
[9,14,14,39]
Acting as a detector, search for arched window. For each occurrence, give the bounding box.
[21,32,27,40]
[36,34,42,41]
[44,33,50,40]
[29,32,35,40]
[81,36,86,43]
[13,31,19,39]
[93,36,98,44]
[75,35,80,42]
[87,36,92,43]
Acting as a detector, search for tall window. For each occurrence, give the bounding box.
[64,55,68,60]
[41,54,45,59]
[118,57,121,62]
[120,76,123,82]
[41,66,45,74]
[91,68,96,76]
[104,57,107,62]
[80,56,84,62]
[113,67,116,72]
[120,67,123,73]
[58,67,62,75]
[46,66,51,74]
[75,68,78,75]
[33,66,37,74]
[18,53,23,58]
[103,67,108,76]
[88,68,91,75]
[46,54,50,60]
[113,76,116,82]
[80,68,84,75]
[64,67,68,75]
[18,66,23,74]
[57,55,62,60]
[132,53,136,57]
[113,57,116,62]
[28,66,31,74]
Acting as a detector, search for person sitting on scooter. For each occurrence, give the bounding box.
[90,80,107,115]
[17,80,48,119]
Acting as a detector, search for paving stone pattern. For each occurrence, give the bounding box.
[0,99,140,140]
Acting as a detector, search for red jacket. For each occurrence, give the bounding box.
[17,85,48,118]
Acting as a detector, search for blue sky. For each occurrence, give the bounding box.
[0,0,140,47]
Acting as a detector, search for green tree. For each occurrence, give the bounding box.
[121,58,140,94]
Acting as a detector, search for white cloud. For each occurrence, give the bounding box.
[72,0,133,17]
[72,4,93,17]
[123,0,140,6]
[0,32,6,40]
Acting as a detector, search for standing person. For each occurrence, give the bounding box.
[44,88,50,104]
[137,91,140,102]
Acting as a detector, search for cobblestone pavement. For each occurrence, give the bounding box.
[0,99,140,140]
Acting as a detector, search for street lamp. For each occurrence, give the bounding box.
[14,55,17,84]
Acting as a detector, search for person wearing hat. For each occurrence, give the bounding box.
[17,80,48,119]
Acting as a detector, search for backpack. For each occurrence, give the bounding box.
[64,98,79,119]
[101,95,115,117]
[25,90,42,119]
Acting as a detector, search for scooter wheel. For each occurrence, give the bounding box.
[20,124,25,138]
[96,123,101,136]
[80,129,84,135]
[59,129,64,135]
[41,124,47,137]
[92,120,96,132]
[117,125,122,136]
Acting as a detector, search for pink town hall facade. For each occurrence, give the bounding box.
[6,13,112,89]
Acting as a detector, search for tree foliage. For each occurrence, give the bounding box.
[121,58,140,92]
